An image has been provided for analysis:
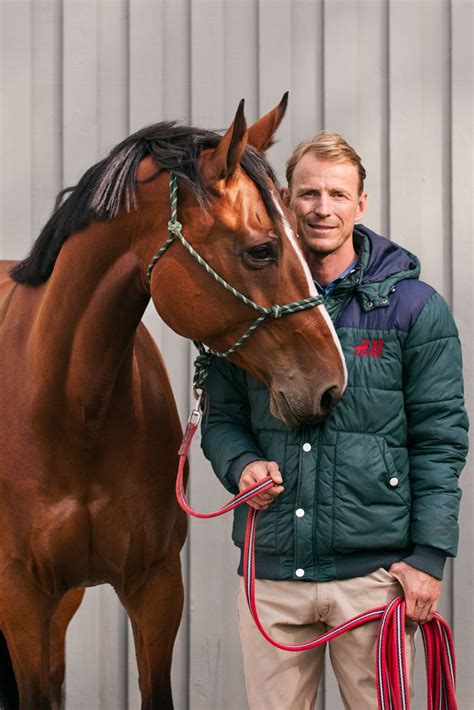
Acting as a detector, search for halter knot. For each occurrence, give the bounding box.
[168,219,183,237]
[270,305,282,319]
[193,348,215,390]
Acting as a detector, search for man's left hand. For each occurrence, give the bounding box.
[388,561,441,623]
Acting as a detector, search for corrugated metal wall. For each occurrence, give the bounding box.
[0,1,472,708]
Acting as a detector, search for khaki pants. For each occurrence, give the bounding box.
[237,569,416,710]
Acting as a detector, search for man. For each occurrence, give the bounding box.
[201,132,468,709]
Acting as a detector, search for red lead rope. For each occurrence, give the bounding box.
[176,413,458,709]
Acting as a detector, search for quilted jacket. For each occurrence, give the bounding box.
[201,227,469,582]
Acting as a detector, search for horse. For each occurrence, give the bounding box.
[0,94,346,709]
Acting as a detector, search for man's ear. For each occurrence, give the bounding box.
[355,192,368,222]
[281,186,291,207]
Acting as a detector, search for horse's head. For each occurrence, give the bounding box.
[141,97,347,426]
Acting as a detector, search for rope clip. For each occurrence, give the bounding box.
[188,390,203,426]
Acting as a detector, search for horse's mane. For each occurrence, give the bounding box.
[10,122,280,286]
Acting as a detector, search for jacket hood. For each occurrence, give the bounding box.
[352,225,420,312]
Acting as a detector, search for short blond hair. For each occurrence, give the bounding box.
[286,131,366,194]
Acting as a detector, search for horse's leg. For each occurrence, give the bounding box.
[49,587,86,710]
[0,574,56,710]
[118,539,183,710]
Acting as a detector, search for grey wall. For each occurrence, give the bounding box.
[0,1,472,708]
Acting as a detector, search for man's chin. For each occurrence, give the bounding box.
[301,237,338,256]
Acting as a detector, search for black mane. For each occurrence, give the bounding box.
[10,122,280,286]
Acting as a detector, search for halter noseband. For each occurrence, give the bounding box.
[146,172,324,394]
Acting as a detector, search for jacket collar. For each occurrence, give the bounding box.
[331,226,421,313]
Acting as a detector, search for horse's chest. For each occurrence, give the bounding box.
[1,469,177,593]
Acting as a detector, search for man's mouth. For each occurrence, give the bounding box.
[307,223,336,231]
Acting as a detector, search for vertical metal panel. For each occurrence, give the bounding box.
[224,0,258,123]
[258,0,293,181]
[62,0,99,184]
[291,0,324,147]
[66,587,127,710]
[129,0,164,132]
[162,0,191,122]
[0,0,32,258]
[98,0,129,153]
[451,1,474,707]
[190,0,225,126]
[32,0,62,238]
[389,0,451,296]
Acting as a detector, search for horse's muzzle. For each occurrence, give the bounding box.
[270,382,344,427]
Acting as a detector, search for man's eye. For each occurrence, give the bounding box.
[246,244,277,261]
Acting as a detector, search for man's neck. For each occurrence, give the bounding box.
[305,242,358,287]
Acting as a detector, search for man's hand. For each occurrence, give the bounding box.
[239,460,284,510]
[388,561,441,623]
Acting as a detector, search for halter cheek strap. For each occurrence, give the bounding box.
[146,172,324,394]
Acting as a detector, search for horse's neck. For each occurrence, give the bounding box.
[32,224,149,423]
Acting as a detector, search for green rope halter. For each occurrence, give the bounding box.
[147,173,324,395]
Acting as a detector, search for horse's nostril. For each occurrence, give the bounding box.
[320,385,341,415]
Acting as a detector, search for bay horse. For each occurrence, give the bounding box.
[0,95,346,709]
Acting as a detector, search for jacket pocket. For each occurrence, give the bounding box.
[332,432,411,552]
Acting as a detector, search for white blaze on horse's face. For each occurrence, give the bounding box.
[274,199,348,393]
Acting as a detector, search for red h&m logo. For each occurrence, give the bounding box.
[354,338,385,359]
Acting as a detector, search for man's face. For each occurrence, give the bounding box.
[285,153,367,258]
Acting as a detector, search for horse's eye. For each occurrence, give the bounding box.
[246,244,277,262]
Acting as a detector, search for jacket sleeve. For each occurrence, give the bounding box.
[401,291,469,577]
[201,358,264,494]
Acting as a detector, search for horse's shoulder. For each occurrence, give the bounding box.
[135,322,168,372]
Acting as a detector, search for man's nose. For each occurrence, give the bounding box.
[313,195,331,217]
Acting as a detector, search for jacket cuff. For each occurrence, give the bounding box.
[402,545,448,580]
[228,452,262,488]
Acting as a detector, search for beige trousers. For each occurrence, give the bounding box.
[237,568,416,710]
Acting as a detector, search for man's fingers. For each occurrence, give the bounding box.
[267,461,283,485]
[404,592,439,623]
[239,461,284,510]
[247,485,285,510]
[266,485,284,498]
[388,561,441,624]
[239,461,284,506]
[407,605,434,624]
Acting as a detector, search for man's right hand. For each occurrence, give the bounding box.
[239,460,284,510]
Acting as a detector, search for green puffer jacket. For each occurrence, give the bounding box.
[201,228,469,582]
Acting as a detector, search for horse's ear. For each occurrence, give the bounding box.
[247,92,289,153]
[204,99,248,184]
